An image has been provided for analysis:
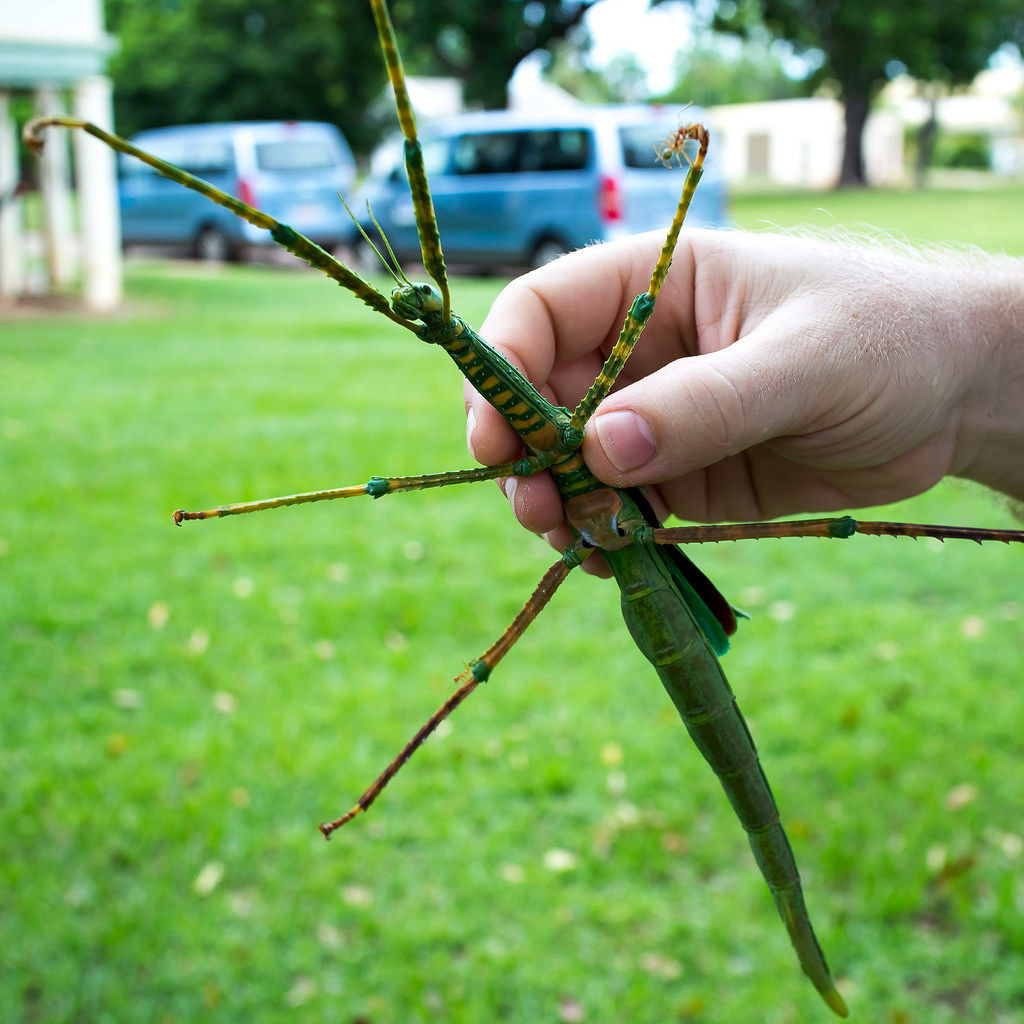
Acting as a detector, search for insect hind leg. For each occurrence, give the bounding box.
[319,550,581,838]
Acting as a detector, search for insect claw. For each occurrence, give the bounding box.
[172,508,211,524]
[22,117,53,154]
[659,121,709,168]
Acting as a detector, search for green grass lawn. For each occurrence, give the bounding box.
[732,181,1024,256]
[3,184,1024,1022]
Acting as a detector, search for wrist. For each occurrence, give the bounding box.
[952,258,1024,500]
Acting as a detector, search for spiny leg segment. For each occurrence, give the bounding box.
[172,455,551,524]
[22,118,416,332]
[319,546,585,838]
[645,516,1024,546]
[369,0,451,323]
[568,124,710,434]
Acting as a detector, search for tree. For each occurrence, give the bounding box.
[392,0,603,110]
[543,34,623,104]
[655,34,811,107]
[693,0,1024,186]
[105,0,388,155]
[105,1,607,154]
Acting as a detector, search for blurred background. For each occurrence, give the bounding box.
[2,2,1024,1022]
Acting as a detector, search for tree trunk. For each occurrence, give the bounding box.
[914,89,940,189]
[838,90,869,187]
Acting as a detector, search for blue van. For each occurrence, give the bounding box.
[344,106,726,273]
[118,121,356,260]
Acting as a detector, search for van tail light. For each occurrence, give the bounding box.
[598,174,624,223]
[236,176,258,209]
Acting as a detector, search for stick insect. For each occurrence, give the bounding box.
[26,0,1024,1014]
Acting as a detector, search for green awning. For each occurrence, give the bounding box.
[0,36,116,88]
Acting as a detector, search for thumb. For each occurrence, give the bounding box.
[581,327,824,487]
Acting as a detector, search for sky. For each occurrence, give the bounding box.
[516,0,1023,100]
[584,0,696,94]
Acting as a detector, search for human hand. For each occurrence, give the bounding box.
[466,229,1024,556]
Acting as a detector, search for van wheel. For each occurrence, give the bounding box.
[194,226,232,262]
[529,236,569,271]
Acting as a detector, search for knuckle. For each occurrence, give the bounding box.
[682,364,748,458]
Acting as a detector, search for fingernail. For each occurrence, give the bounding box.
[501,476,517,510]
[593,410,656,473]
[465,407,478,459]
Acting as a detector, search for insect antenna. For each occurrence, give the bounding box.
[337,193,408,287]
[364,201,412,286]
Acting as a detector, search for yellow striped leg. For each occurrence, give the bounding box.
[320,547,584,838]
[369,0,451,322]
[172,456,549,524]
[569,125,710,433]
[23,117,416,332]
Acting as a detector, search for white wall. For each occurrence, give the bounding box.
[708,97,904,190]
[0,0,106,44]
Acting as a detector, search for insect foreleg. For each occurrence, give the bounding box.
[319,547,584,839]
[172,455,552,524]
[569,125,709,432]
[23,117,415,330]
[369,0,451,320]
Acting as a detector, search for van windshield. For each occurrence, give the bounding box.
[256,140,338,172]
[619,123,698,170]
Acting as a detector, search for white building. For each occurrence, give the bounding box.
[706,97,905,190]
[885,68,1024,176]
[0,0,121,310]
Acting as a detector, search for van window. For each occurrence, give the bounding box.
[619,123,694,170]
[519,130,590,172]
[119,139,233,178]
[255,139,338,172]
[172,142,233,177]
[451,129,590,176]
[422,138,449,176]
[452,133,519,175]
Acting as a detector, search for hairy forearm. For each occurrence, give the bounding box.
[951,256,1024,501]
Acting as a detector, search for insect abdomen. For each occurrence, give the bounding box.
[605,542,847,1016]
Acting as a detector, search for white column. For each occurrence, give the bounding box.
[0,89,24,301]
[72,75,122,310]
[35,85,77,288]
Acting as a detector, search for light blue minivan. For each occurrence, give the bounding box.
[118,121,356,260]
[344,106,726,272]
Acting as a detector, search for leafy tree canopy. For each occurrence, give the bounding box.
[694,0,1024,184]
[104,0,602,155]
[654,34,812,107]
[394,0,602,109]
[105,0,389,154]
[545,14,810,106]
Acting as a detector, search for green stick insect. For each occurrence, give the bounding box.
[25,0,1024,1014]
